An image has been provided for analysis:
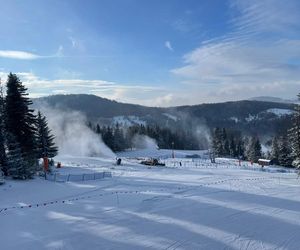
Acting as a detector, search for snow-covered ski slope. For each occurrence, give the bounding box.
[1,151,300,250]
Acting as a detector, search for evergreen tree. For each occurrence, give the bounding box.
[236,139,245,159]
[0,79,7,174]
[113,123,125,151]
[103,126,114,149]
[212,127,223,156]
[229,136,236,157]
[96,124,101,134]
[221,128,230,156]
[6,133,30,179]
[278,136,293,167]
[289,93,300,168]
[247,136,262,162]
[5,73,37,178]
[270,136,280,164]
[36,111,58,158]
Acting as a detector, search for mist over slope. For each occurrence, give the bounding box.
[33,94,295,137]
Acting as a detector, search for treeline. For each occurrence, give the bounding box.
[211,127,262,162]
[88,123,201,152]
[212,94,300,168]
[0,73,58,179]
[268,135,292,167]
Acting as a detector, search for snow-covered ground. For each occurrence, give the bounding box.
[266,108,293,117]
[117,148,208,159]
[112,116,146,126]
[1,152,300,250]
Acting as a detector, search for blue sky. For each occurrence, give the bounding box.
[0,0,300,106]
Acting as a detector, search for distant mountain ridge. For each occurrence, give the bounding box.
[249,96,296,104]
[33,94,295,137]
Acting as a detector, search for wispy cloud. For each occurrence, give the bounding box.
[165,41,173,51]
[171,0,300,102]
[0,71,168,106]
[69,36,86,52]
[0,45,65,60]
[0,50,41,60]
[55,46,64,57]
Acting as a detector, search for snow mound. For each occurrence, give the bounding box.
[266,108,293,117]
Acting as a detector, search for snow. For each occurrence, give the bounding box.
[244,108,293,122]
[1,152,300,250]
[112,116,146,126]
[117,148,208,159]
[162,113,178,122]
[229,117,239,123]
[245,114,256,122]
[266,108,293,117]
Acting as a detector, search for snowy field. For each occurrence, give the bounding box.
[1,150,300,250]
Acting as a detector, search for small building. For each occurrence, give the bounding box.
[258,159,272,167]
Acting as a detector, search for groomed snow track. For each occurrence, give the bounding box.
[1,156,300,250]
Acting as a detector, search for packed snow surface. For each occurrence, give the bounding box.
[266,108,293,117]
[1,151,300,250]
[162,113,178,122]
[112,116,146,126]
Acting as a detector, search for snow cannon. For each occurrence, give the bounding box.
[116,158,122,165]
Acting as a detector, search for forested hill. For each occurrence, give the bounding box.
[34,94,163,119]
[33,94,295,136]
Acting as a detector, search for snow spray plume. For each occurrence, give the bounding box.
[132,135,158,150]
[36,104,115,158]
[176,111,211,149]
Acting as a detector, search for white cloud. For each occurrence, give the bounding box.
[171,0,300,103]
[0,50,40,60]
[0,71,170,106]
[0,45,65,60]
[69,37,77,48]
[56,45,64,57]
[69,36,86,52]
[165,41,173,51]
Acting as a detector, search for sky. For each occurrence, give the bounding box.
[0,0,300,106]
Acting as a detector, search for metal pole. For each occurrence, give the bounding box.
[172,142,174,158]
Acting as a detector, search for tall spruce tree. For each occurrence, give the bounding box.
[247,136,262,162]
[36,111,58,158]
[0,79,7,175]
[289,93,300,168]
[278,136,293,167]
[221,128,230,156]
[229,136,236,157]
[270,136,280,164]
[113,123,125,151]
[236,139,245,159]
[5,73,37,178]
[212,127,223,156]
[6,133,30,179]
